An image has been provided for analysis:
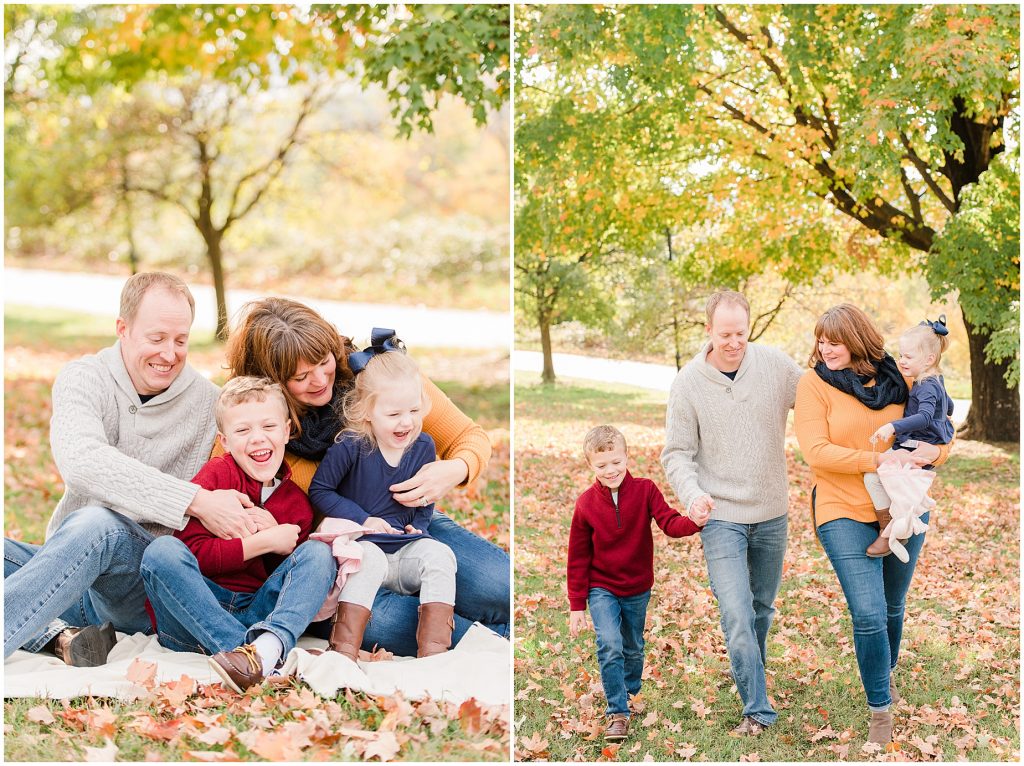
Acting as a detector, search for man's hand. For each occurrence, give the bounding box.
[263,523,301,555]
[187,488,257,539]
[688,495,714,526]
[569,610,590,638]
[246,506,278,531]
[364,517,402,535]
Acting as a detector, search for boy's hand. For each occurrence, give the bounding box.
[364,517,402,535]
[246,506,278,531]
[569,610,590,638]
[688,495,714,526]
[264,523,301,555]
[870,423,896,444]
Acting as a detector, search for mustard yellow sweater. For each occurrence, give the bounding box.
[794,370,951,527]
[213,374,491,494]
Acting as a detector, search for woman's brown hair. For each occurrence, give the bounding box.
[225,298,356,435]
[808,303,887,377]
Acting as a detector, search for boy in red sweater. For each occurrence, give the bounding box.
[140,377,336,692]
[567,425,708,741]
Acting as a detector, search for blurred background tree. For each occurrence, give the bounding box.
[515,3,1018,442]
[5,4,510,337]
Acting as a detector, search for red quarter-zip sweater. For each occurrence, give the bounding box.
[176,453,315,592]
[566,471,700,611]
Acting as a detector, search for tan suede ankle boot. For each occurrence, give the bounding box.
[867,710,893,745]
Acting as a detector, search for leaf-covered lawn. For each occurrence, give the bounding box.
[3,305,510,761]
[513,375,1019,762]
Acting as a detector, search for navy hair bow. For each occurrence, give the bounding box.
[348,328,406,374]
[920,314,949,337]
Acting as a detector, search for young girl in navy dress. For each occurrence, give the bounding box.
[864,317,954,557]
[309,332,457,659]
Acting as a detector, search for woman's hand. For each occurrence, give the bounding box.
[879,443,939,467]
[390,458,469,508]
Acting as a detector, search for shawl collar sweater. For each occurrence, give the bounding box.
[176,454,314,592]
[566,471,700,611]
[661,342,803,524]
[46,342,219,539]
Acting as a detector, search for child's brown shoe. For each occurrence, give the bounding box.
[604,714,629,742]
[866,509,893,558]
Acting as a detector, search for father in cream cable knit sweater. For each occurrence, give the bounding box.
[661,291,802,737]
[4,273,277,665]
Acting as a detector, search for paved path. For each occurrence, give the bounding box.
[513,349,971,425]
[4,268,510,350]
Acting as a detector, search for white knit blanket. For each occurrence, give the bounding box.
[3,623,508,706]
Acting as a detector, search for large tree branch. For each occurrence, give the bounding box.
[899,132,956,214]
[899,165,924,224]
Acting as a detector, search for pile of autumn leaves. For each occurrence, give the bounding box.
[20,657,508,761]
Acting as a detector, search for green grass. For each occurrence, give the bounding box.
[513,377,1019,762]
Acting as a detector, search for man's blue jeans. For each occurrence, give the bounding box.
[307,511,510,656]
[588,587,651,718]
[701,514,788,726]
[4,506,155,658]
[140,536,336,656]
[816,513,928,710]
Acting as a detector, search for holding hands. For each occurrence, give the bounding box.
[688,494,714,527]
[569,610,590,637]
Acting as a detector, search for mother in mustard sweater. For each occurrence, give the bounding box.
[794,304,951,747]
[224,297,508,657]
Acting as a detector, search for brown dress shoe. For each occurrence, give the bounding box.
[604,714,629,742]
[329,602,371,661]
[416,602,455,657]
[53,622,117,667]
[729,717,768,737]
[866,509,893,557]
[210,645,264,693]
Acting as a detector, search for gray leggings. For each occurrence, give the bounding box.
[338,538,457,610]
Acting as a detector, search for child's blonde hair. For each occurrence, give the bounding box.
[583,425,627,462]
[341,351,431,448]
[899,323,950,380]
[216,376,289,431]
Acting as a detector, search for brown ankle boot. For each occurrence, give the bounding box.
[328,602,371,662]
[416,602,455,657]
[867,709,893,744]
[866,509,893,558]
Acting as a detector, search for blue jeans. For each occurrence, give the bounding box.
[588,587,650,717]
[701,514,788,726]
[816,512,928,710]
[140,536,337,656]
[4,507,156,658]
[307,510,510,656]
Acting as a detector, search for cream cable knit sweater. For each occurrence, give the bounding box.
[45,342,219,539]
[661,342,803,524]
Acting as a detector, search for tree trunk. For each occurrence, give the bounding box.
[958,311,1019,443]
[207,232,229,341]
[539,305,556,384]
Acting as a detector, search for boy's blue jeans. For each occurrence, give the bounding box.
[4,506,156,658]
[307,510,510,656]
[589,587,651,718]
[816,513,928,710]
[140,536,336,657]
[701,514,788,726]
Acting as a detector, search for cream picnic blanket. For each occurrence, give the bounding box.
[3,623,508,705]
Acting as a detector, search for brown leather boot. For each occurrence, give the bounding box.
[53,622,117,667]
[416,602,455,657]
[867,709,893,745]
[328,602,371,662]
[866,509,893,557]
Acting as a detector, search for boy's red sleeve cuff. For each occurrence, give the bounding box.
[569,596,587,611]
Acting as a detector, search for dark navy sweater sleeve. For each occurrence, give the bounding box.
[892,376,954,444]
[308,438,372,522]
